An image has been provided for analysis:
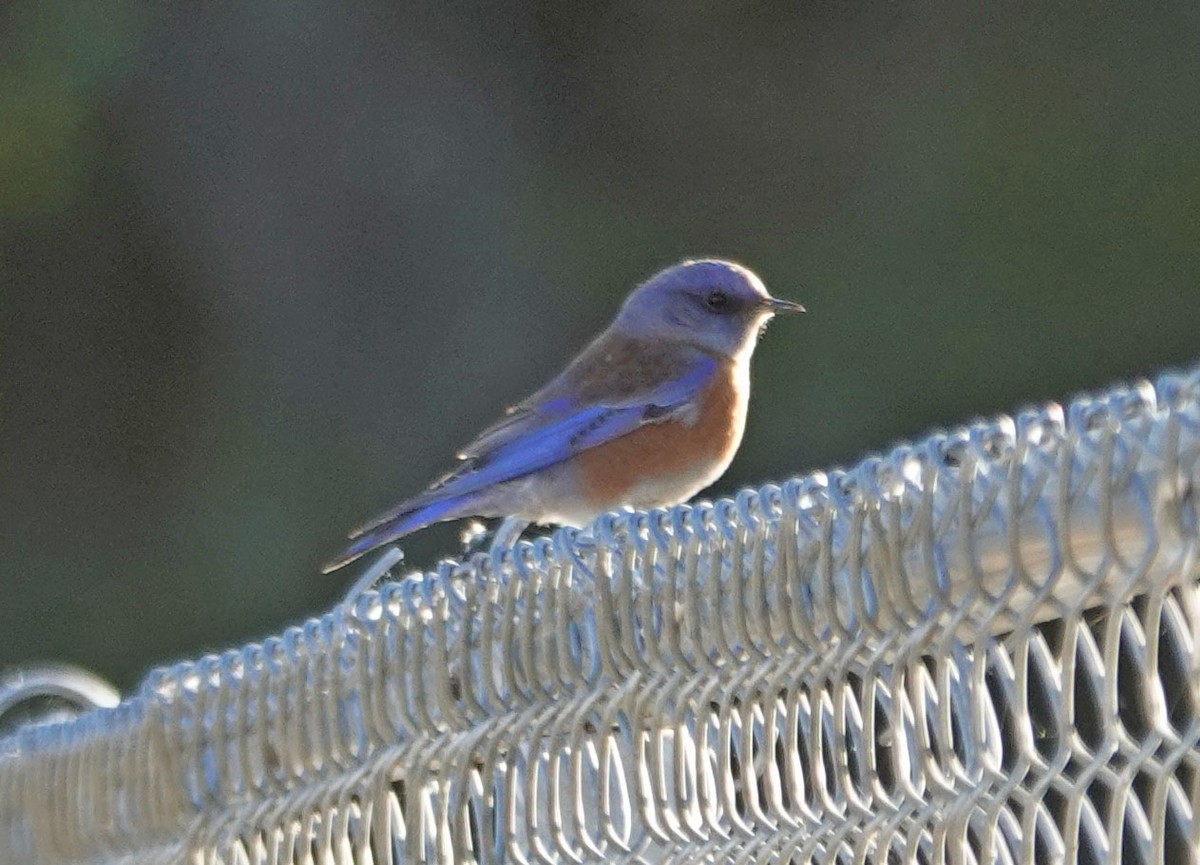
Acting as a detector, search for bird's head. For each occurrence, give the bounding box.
[614,259,804,359]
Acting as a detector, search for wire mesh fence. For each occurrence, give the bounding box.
[2,362,1199,864]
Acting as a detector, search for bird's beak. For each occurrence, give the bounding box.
[763,296,806,315]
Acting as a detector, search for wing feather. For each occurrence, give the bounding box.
[348,338,717,539]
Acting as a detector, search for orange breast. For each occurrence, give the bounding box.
[573,360,744,508]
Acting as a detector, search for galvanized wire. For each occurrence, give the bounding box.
[2,363,1200,865]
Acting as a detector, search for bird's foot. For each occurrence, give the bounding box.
[459,521,491,557]
[459,517,531,561]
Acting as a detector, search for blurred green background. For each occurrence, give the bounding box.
[2,2,1198,691]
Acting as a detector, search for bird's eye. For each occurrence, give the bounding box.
[705,290,729,312]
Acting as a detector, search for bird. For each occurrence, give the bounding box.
[322,258,804,573]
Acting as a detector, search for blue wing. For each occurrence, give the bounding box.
[354,352,716,533]
[322,351,718,571]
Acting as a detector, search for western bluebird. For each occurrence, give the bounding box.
[322,259,803,573]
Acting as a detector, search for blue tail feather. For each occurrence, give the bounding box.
[322,494,471,573]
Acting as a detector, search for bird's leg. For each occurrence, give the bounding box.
[488,516,531,559]
[459,520,491,557]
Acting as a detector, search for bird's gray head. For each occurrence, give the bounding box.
[613,259,804,359]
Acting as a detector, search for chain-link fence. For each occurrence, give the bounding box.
[3,363,1199,864]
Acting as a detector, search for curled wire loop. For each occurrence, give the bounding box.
[2,366,1200,864]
